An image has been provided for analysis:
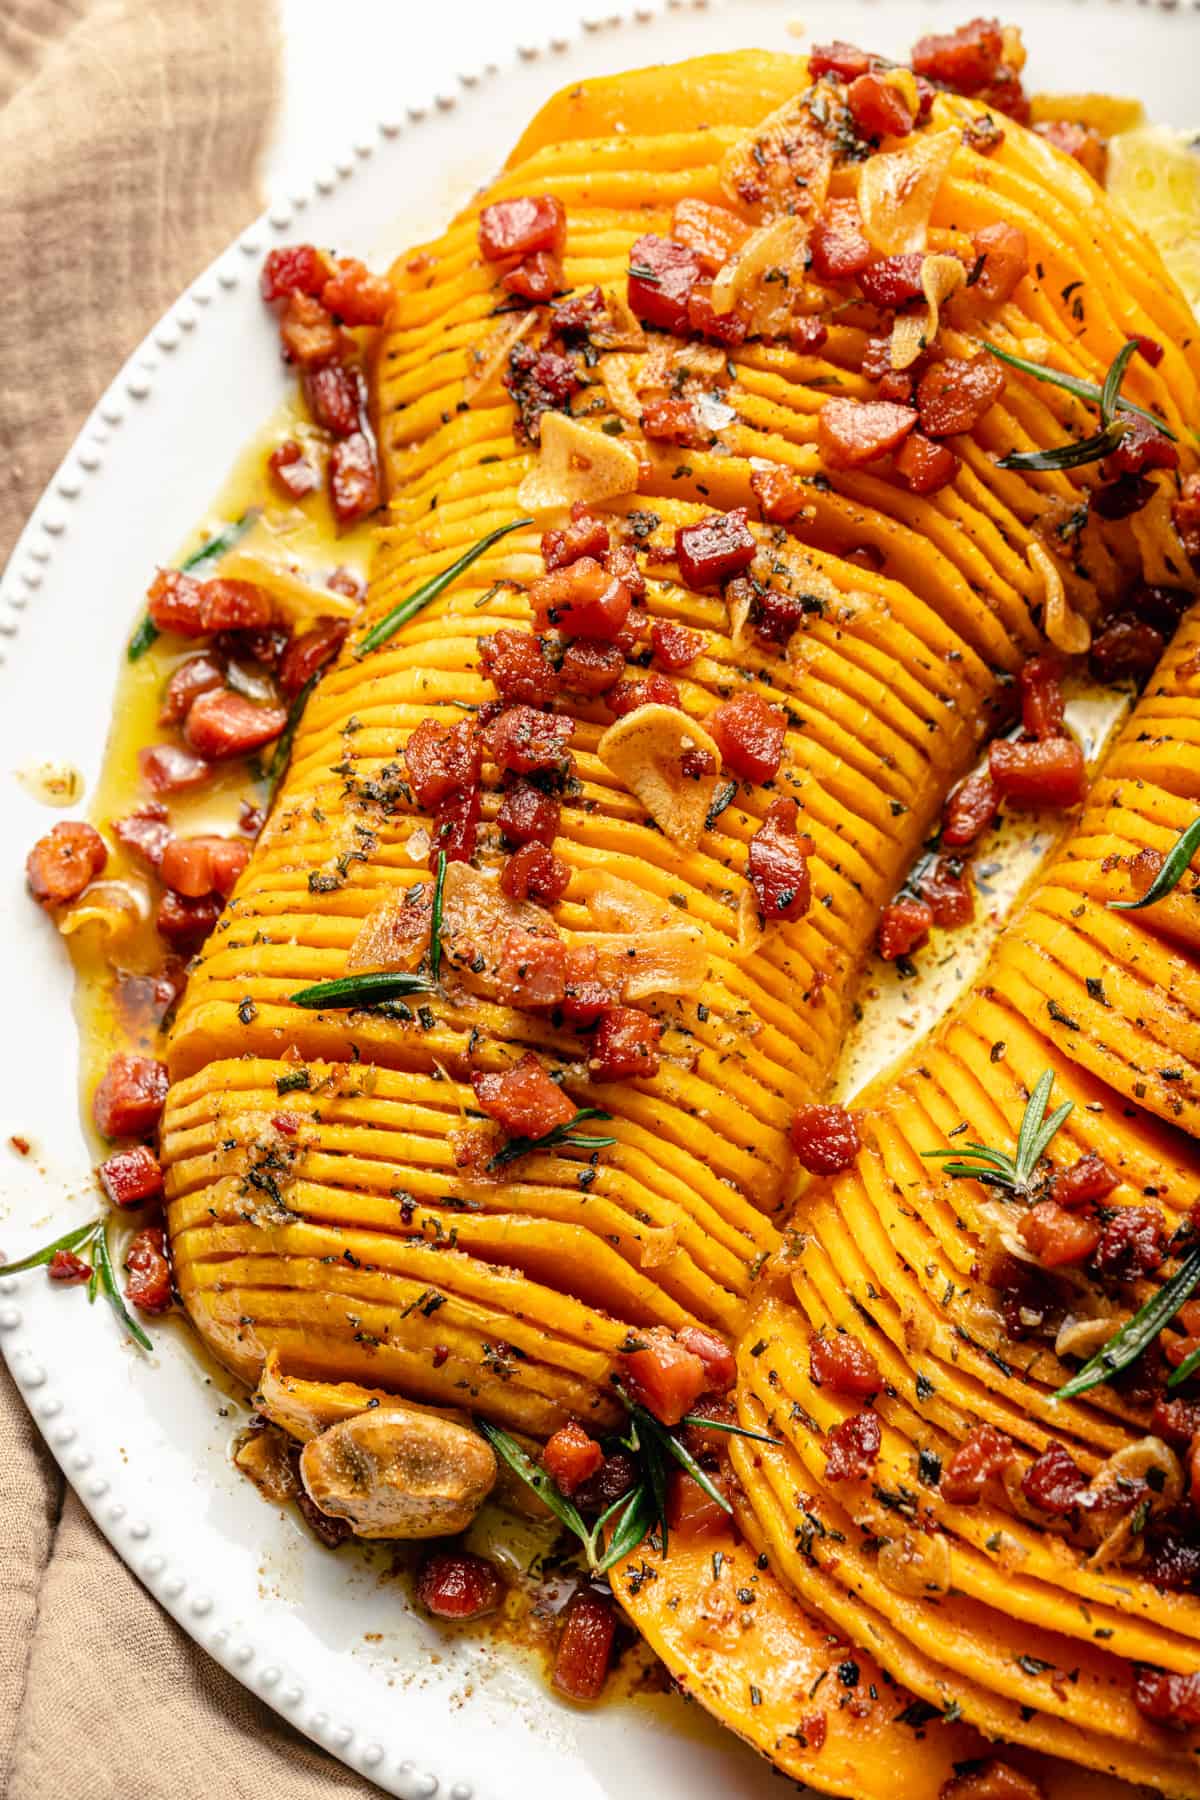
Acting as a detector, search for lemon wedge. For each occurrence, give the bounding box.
[1107,124,1200,314]
[1030,92,1145,136]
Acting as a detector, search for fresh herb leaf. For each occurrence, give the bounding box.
[997,420,1128,473]
[479,1421,655,1574]
[429,851,447,984]
[266,670,320,796]
[181,512,259,573]
[2,1215,152,1352]
[479,1421,590,1541]
[1100,340,1140,427]
[289,971,436,1009]
[93,1216,154,1352]
[981,340,1175,440]
[922,1068,1072,1198]
[481,1386,774,1576]
[1109,815,1200,912]
[1015,1070,1071,1184]
[127,512,258,661]
[1168,1339,1200,1390]
[126,616,160,662]
[1057,1246,1200,1399]
[487,1107,615,1171]
[634,1413,672,1558]
[355,517,531,657]
[678,1415,783,1447]
[705,780,738,829]
[0,1217,99,1274]
[594,1483,656,1573]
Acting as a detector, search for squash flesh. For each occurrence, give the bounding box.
[700,615,1200,1793]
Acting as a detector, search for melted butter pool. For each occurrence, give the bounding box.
[837,682,1132,1101]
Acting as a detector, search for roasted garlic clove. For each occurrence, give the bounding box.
[299,1405,497,1539]
[234,1424,300,1504]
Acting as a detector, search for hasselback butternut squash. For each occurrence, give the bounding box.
[157,46,1200,1797]
[675,612,1200,1794]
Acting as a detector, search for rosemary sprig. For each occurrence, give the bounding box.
[619,1388,743,1556]
[354,517,531,658]
[91,1216,154,1352]
[289,971,436,1009]
[1109,815,1200,912]
[1,1218,99,1274]
[677,1413,782,1446]
[126,616,160,661]
[480,1394,781,1575]
[480,1422,651,1575]
[486,1107,616,1172]
[922,1069,1072,1198]
[1168,1340,1200,1390]
[291,857,448,1009]
[982,340,1175,438]
[429,852,447,984]
[1100,340,1141,425]
[266,670,319,797]
[997,422,1127,474]
[127,511,258,661]
[1057,1246,1200,1401]
[988,337,1175,473]
[2,1215,152,1352]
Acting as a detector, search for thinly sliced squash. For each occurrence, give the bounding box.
[160,50,1200,1799]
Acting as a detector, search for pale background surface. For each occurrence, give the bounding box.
[272,0,605,193]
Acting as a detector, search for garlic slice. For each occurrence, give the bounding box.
[576,925,708,1000]
[1083,1436,1182,1568]
[877,1528,952,1597]
[725,580,756,655]
[858,128,960,256]
[711,215,809,316]
[346,883,432,973]
[255,1351,422,1442]
[600,353,645,425]
[439,860,556,988]
[235,1426,300,1503]
[1029,539,1091,654]
[57,878,150,948]
[890,254,967,371]
[719,96,833,221]
[516,410,641,516]
[589,286,648,351]
[598,704,722,849]
[217,551,362,623]
[575,869,674,931]
[463,308,538,407]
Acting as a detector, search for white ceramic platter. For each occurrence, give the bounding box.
[1,4,1197,1796]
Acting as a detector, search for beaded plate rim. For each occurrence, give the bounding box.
[0,3,1197,1796]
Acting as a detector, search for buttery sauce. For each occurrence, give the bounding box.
[837,682,1131,1102]
[67,399,371,1132]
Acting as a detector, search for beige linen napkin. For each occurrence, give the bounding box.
[1,4,375,1794]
